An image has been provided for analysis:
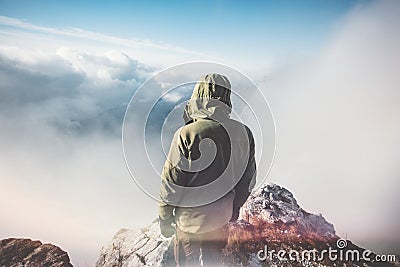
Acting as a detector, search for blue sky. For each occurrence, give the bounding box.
[1,0,399,266]
[0,0,366,68]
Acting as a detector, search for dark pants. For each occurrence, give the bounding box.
[174,226,228,267]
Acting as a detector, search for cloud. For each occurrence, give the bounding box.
[0,16,205,55]
[161,91,184,102]
[0,45,152,137]
[0,45,158,265]
[56,47,151,82]
[0,15,214,67]
[262,0,400,253]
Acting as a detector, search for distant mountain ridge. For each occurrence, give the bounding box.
[96,183,398,267]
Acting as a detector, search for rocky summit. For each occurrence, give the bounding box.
[96,183,398,267]
[239,183,336,238]
[0,238,73,267]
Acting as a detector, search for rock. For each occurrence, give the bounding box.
[239,183,337,239]
[96,219,174,267]
[96,183,398,267]
[0,238,73,267]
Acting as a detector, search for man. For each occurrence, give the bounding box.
[159,73,256,267]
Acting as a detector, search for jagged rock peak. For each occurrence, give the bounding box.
[259,183,298,206]
[240,182,337,238]
[0,238,73,267]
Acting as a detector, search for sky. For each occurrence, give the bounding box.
[0,0,361,72]
[1,0,399,266]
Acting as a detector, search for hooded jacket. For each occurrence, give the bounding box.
[159,73,256,234]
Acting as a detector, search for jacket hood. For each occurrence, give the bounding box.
[183,73,232,124]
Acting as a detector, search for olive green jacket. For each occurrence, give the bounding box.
[159,74,256,234]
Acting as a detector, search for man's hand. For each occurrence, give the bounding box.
[159,216,175,238]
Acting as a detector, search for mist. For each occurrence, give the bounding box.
[263,0,400,254]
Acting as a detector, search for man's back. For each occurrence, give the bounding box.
[176,116,254,186]
[158,73,257,266]
[166,116,255,233]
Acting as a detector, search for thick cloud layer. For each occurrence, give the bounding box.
[0,46,152,137]
[0,47,155,265]
[263,0,400,253]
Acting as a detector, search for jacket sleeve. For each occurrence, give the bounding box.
[158,129,189,220]
[232,127,257,220]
